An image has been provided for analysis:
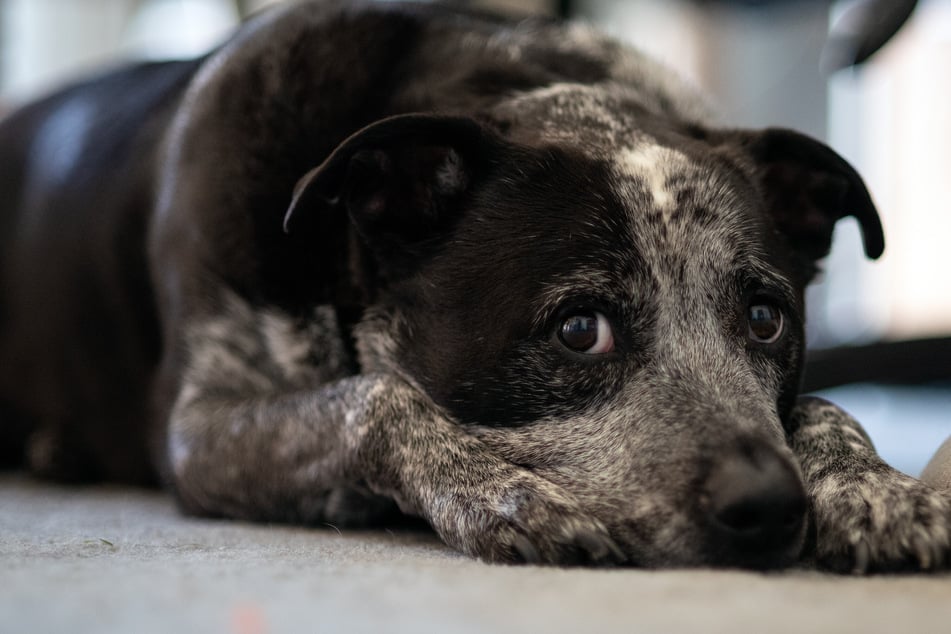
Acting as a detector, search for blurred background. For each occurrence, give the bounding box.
[0,0,948,474]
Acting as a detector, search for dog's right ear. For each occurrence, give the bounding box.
[284,113,492,262]
[709,127,884,284]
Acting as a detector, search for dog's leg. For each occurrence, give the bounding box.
[788,396,950,572]
[165,299,622,566]
[171,373,623,565]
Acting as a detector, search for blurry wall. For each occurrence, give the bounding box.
[578,0,830,138]
[826,0,951,342]
[1,0,139,102]
[0,0,241,103]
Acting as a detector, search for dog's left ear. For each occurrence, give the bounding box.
[284,113,492,265]
[714,128,884,276]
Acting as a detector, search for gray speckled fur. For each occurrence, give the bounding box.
[4,1,947,572]
[789,398,950,572]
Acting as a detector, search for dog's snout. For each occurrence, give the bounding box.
[705,442,807,566]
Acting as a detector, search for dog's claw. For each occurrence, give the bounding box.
[918,531,949,571]
[510,534,541,565]
[850,539,870,575]
[574,528,626,566]
[501,527,621,567]
[911,535,932,570]
[522,514,624,567]
[427,464,626,567]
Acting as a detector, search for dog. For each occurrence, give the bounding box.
[0,0,948,572]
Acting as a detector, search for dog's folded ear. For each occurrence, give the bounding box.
[715,128,884,273]
[284,113,492,263]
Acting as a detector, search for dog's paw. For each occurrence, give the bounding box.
[812,468,951,573]
[430,470,625,567]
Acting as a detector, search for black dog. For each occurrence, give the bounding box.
[1,1,948,571]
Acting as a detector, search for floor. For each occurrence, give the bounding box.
[3,475,950,634]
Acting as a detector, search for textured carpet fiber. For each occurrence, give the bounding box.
[3,475,950,633]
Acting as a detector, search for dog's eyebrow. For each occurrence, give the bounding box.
[531,271,624,332]
[733,259,797,304]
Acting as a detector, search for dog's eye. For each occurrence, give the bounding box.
[558,311,614,354]
[748,301,783,344]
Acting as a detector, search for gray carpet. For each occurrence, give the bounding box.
[3,475,950,633]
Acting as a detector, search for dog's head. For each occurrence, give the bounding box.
[285,86,883,569]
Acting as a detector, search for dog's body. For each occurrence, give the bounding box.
[1,1,948,571]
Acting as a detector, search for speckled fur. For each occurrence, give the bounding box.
[2,1,946,572]
[789,398,951,572]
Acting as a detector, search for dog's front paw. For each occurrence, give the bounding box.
[360,377,624,567]
[430,470,625,567]
[812,468,951,573]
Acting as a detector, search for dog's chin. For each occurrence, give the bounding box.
[699,506,810,571]
[632,544,805,571]
[611,520,808,571]
[698,538,806,571]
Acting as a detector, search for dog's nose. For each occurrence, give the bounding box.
[705,442,807,566]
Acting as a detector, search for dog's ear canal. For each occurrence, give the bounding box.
[284,114,490,260]
[716,128,884,273]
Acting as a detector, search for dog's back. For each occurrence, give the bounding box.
[0,60,202,481]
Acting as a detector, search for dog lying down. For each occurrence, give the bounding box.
[0,1,948,572]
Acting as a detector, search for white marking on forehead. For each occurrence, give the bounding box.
[517,84,624,126]
[496,83,643,151]
[614,145,687,213]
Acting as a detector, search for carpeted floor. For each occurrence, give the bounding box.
[3,475,950,634]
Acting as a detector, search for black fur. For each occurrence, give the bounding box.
[0,1,945,571]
